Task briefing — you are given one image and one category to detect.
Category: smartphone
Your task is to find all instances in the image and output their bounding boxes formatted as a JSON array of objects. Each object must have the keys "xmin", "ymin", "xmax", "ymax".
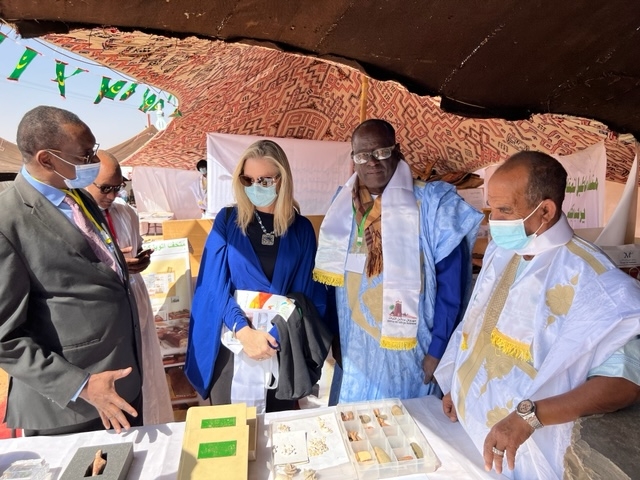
[{"xmin": 136, "ymin": 248, "xmax": 152, "ymax": 259}]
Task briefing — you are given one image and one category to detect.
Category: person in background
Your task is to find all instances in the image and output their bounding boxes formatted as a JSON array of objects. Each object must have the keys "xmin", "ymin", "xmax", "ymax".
[
  {"xmin": 314, "ymin": 119, "xmax": 482, "ymax": 403},
  {"xmin": 193, "ymin": 158, "xmax": 208, "ymax": 216},
  {"xmin": 435, "ymin": 151, "xmax": 640, "ymax": 478},
  {"xmin": 0, "ymin": 105, "xmax": 142, "ymax": 435},
  {"xmin": 87, "ymin": 151, "xmax": 174, "ymax": 426},
  {"xmin": 185, "ymin": 139, "xmax": 330, "ymax": 413}
]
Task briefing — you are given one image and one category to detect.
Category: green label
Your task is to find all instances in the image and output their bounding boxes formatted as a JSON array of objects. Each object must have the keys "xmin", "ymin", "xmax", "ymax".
[
  {"xmin": 198, "ymin": 440, "xmax": 237, "ymax": 459},
  {"xmin": 201, "ymin": 417, "xmax": 237, "ymax": 428}
]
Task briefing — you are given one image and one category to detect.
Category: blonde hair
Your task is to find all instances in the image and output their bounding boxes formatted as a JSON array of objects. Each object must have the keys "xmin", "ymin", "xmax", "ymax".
[{"xmin": 232, "ymin": 139, "xmax": 300, "ymax": 236}]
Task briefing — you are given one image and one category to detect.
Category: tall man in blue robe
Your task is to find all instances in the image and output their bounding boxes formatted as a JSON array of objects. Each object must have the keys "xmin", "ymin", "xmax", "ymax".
[{"xmin": 314, "ymin": 119, "xmax": 483, "ymax": 402}]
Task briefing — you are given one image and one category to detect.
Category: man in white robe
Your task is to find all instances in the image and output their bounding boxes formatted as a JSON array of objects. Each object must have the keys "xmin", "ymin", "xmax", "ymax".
[
  {"xmin": 435, "ymin": 151, "xmax": 640, "ymax": 479},
  {"xmin": 87, "ymin": 152, "xmax": 174, "ymax": 425}
]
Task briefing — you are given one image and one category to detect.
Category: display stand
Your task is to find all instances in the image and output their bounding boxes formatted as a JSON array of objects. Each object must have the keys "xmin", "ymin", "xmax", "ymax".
[{"xmin": 139, "ymin": 238, "xmax": 209, "ymax": 419}]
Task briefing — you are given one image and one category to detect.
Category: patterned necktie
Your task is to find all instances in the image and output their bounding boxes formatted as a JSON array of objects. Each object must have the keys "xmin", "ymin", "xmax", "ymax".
[
  {"xmin": 63, "ymin": 194, "xmax": 119, "ymax": 275},
  {"xmin": 104, "ymin": 209, "xmax": 118, "ymax": 244}
]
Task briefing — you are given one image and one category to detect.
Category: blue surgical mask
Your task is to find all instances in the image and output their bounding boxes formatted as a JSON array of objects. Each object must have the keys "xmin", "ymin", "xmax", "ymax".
[
  {"xmin": 488, "ymin": 201, "xmax": 544, "ymax": 250},
  {"xmin": 50, "ymin": 153, "xmax": 101, "ymax": 189},
  {"xmin": 244, "ymin": 184, "xmax": 277, "ymax": 207}
]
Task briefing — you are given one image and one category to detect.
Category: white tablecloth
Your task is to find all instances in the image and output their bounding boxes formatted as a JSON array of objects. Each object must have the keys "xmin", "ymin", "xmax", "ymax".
[{"xmin": 0, "ymin": 397, "xmax": 505, "ymax": 479}]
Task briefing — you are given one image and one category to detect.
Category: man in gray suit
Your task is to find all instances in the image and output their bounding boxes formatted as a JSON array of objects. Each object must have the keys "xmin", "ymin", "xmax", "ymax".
[{"xmin": 0, "ymin": 106, "xmax": 143, "ymax": 435}]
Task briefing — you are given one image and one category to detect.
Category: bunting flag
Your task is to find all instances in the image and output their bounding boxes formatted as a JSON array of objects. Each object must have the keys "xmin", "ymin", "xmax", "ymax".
[
  {"xmin": 94, "ymin": 76, "xmax": 128, "ymax": 104},
  {"xmin": 0, "ymin": 28, "xmax": 178, "ymax": 118},
  {"xmin": 53, "ymin": 60, "xmax": 87, "ymax": 97},
  {"xmin": 119, "ymin": 83, "xmax": 138, "ymax": 101},
  {"xmin": 139, "ymin": 88, "xmax": 163, "ymax": 112},
  {"xmin": 7, "ymin": 47, "xmax": 38, "ymax": 81}
]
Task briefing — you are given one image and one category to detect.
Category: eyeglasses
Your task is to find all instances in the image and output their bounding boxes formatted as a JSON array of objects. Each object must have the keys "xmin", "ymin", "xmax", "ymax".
[
  {"xmin": 239, "ymin": 174, "xmax": 281, "ymax": 187},
  {"xmin": 93, "ymin": 182, "xmax": 125, "ymax": 194},
  {"xmin": 351, "ymin": 144, "xmax": 397, "ymax": 165},
  {"xmin": 46, "ymin": 143, "xmax": 100, "ymax": 165}
]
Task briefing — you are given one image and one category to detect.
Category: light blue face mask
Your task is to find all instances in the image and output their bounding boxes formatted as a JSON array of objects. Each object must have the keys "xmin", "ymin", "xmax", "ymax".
[
  {"xmin": 50, "ymin": 152, "xmax": 101, "ymax": 189},
  {"xmin": 245, "ymin": 184, "xmax": 277, "ymax": 207},
  {"xmin": 488, "ymin": 201, "xmax": 544, "ymax": 250}
]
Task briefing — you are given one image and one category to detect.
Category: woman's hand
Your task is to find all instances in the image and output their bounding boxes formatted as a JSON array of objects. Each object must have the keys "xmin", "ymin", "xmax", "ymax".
[{"xmin": 235, "ymin": 326, "xmax": 278, "ymax": 361}]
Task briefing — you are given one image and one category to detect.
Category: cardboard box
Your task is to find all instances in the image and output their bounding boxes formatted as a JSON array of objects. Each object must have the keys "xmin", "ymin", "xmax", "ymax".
[
  {"xmin": 162, "ymin": 219, "xmax": 213, "ymax": 283},
  {"xmin": 601, "ymin": 244, "xmax": 640, "ymax": 280},
  {"xmin": 178, "ymin": 404, "xmax": 257, "ymax": 480},
  {"xmin": 60, "ymin": 443, "xmax": 133, "ymax": 480},
  {"xmin": 457, "ymin": 187, "xmax": 485, "ymax": 212},
  {"xmin": 472, "ymin": 208, "xmax": 491, "ymax": 256},
  {"xmin": 305, "ymin": 215, "xmax": 324, "ymax": 241}
]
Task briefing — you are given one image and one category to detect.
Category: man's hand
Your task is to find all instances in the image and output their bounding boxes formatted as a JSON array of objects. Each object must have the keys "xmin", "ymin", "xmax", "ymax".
[
  {"xmin": 442, "ymin": 392, "xmax": 458, "ymax": 422},
  {"xmin": 483, "ymin": 411, "xmax": 533, "ymax": 474},
  {"xmin": 235, "ymin": 326, "xmax": 278, "ymax": 361},
  {"xmin": 422, "ymin": 354, "xmax": 440, "ymax": 384},
  {"xmin": 79, "ymin": 367, "xmax": 138, "ymax": 434},
  {"xmin": 121, "ymin": 247, "xmax": 152, "ymax": 274}
]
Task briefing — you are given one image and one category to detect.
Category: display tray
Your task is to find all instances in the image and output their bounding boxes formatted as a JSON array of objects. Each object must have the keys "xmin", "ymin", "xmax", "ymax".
[{"xmin": 270, "ymin": 399, "xmax": 440, "ymax": 480}]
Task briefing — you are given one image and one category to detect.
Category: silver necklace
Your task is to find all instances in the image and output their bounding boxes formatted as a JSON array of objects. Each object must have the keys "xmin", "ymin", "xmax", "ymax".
[{"xmin": 254, "ymin": 211, "xmax": 276, "ymax": 246}]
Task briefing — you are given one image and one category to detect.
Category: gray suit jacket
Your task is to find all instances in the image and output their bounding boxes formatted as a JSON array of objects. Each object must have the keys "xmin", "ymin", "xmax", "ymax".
[{"xmin": 0, "ymin": 173, "xmax": 143, "ymax": 430}]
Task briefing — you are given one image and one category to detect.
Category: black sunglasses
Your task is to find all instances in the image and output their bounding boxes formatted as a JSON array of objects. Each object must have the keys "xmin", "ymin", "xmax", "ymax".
[
  {"xmin": 93, "ymin": 182, "xmax": 125, "ymax": 194},
  {"xmin": 238, "ymin": 174, "xmax": 280, "ymax": 187}
]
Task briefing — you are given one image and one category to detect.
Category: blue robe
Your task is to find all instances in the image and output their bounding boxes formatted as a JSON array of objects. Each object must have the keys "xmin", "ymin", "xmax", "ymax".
[
  {"xmin": 336, "ymin": 181, "xmax": 482, "ymax": 402},
  {"xmin": 185, "ymin": 206, "xmax": 326, "ymax": 399}
]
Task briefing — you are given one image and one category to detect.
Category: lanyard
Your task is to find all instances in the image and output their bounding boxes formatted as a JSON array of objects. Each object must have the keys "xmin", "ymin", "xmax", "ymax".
[
  {"xmin": 352, "ymin": 204, "xmax": 372, "ymax": 249},
  {"xmin": 63, "ymin": 189, "xmax": 115, "ymax": 249}
]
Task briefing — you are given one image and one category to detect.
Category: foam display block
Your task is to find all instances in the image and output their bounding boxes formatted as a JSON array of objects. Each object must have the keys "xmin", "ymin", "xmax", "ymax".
[{"xmin": 60, "ymin": 443, "xmax": 133, "ymax": 480}]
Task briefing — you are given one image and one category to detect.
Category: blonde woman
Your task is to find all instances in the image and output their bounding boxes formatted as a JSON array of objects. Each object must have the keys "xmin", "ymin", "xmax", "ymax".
[{"xmin": 185, "ymin": 140, "xmax": 329, "ymax": 412}]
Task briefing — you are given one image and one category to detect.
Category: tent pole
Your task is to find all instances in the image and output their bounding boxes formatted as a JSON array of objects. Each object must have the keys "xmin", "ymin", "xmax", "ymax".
[{"xmin": 359, "ymin": 76, "xmax": 369, "ymax": 123}]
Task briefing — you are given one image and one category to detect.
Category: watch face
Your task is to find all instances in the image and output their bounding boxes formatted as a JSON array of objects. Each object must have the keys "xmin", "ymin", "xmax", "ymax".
[{"xmin": 517, "ymin": 399, "xmax": 534, "ymax": 414}]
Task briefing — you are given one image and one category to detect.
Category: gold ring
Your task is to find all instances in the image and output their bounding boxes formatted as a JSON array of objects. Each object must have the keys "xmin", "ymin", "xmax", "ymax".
[{"xmin": 492, "ymin": 447, "xmax": 505, "ymax": 456}]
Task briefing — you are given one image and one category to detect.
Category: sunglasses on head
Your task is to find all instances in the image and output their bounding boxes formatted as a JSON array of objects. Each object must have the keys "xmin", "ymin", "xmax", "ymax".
[
  {"xmin": 93, "ymin": 182, "xmax": 125, "ymax": 194},
  {"xmin": 238, "ymin": 174, "xmax": 280, "ymax": 187}
]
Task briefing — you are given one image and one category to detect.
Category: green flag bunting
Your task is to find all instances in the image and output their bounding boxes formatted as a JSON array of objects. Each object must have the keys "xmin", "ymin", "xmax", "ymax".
[
  {"xmin": 119, "ymin": 83, "xmax": 138, "ymax": 101},
  {"xmin": 53, "ymin": 60, "xmax": 87, "ymax": 97},
  {"xmin": 7, "ymin": 47, "xmax": 38, "ymax": 81},
  {"xmin": 94, "ymin": 76, "xmax": 128, "ymax": 104}
]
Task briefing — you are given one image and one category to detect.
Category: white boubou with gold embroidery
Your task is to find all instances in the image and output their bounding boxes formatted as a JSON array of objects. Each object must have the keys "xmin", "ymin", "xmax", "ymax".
[{"xmin": 435, "ymin": 214, "xmax": 640, "ymax": 479}]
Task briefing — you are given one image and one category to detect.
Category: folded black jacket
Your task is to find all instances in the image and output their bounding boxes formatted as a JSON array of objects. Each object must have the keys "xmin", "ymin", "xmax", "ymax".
[{"xmin": 272, "ymin": 292, "xmax": 333, "ymax": 400}]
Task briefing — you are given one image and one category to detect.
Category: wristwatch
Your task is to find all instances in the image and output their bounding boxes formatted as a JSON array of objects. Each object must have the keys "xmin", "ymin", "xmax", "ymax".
[{"xmin": 516, "ymin": 399, "xmax": 544, "ymax": 430}]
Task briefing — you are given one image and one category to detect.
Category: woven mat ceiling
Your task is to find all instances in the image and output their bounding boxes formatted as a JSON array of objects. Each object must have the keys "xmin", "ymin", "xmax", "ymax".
[{"xmin": 2, "ymin": 1, "xmax": 638, "ymax": 181}]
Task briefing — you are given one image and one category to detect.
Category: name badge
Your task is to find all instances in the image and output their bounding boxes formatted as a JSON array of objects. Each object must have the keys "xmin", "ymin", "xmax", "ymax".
[{"xmin": 345, "ymin": 253, "xmax": 366, "ymax": 273}]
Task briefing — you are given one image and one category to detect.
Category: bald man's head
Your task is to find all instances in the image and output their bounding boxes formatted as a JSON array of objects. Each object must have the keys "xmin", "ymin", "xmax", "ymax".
[{"xmin": 86, "ymin": 150, "xmax": 125, "ymax": 209}]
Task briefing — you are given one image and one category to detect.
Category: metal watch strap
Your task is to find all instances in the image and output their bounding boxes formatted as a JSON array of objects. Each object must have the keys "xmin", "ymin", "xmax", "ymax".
[{"xmin": 521, "ymin": 410, "xmax": 544, "ymax": 430}]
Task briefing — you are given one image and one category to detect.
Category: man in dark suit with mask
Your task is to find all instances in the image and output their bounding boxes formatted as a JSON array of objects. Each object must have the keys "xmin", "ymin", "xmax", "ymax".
[{"xmin": 0, "ymin": 106, "xmax": 143, "ymax": 435}]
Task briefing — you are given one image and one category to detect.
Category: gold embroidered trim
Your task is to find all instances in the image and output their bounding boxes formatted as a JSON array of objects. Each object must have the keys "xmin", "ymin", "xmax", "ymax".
[
  {"xmin": 490, "ymin": 328, "xmax": 533, "ymax": 363},
  {"xmin": 380, "ymin": 336, "xmax": 418, "ymax": 351},
  {"xmin": 312, "ymin": 269, "xmax": 344, "ymax": 287},
  {"xmin": 567, "ymin": 238, "xmax": 607, "ymax": 275},
  {"xmin": 461, "ymin": 332, "xmax": 469, "ymax": 351}
]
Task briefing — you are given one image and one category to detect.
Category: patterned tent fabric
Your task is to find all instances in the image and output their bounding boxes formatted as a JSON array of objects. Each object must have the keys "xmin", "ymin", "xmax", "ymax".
[{"xmin": 46, "ymin": 29, "xmax": 636, "ymax": 184}]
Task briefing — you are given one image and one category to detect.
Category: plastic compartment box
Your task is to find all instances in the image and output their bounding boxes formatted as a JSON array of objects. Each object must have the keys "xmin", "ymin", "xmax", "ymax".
[{"xmin": 270, "ymin": 399, "xmax": 440, "ymax": 479}]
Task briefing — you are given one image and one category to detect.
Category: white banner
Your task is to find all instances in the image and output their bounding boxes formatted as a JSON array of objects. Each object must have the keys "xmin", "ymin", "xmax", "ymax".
[
  {"xmin": 554, "ymin": 141, "xmax": 607, "ymax": 229},
  {"xmin": 132, "ymin": 166, "xmax": 202, "ymax": 220},
  {"xmin": 206, "ymin": 133, "xmax": 352, "ymax": 216}
]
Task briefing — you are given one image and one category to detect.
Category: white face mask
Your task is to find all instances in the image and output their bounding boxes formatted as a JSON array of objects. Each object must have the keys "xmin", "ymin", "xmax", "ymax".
[
  {"xmin": 488, "ymin": 201, "xmax": 545, "ymax": 250},
  {"xmin": 49, "ymin": 151, "xmax": 100, "ymax": 189},
  {"xmin": 244, "ymin": 184, "xmax": 277, "ymax": 207}
]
